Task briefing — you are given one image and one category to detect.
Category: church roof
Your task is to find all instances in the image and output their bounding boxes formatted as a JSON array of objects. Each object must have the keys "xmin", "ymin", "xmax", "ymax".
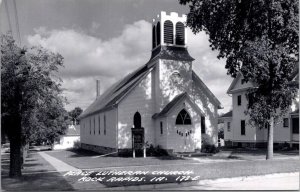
[
  {"xmin": 79, "ymin": 47, "xmax": 221, "ymax": 119},
  {"xmin": 152, "ymin": 92, "xmax": 187, "ymax": 119},
  {"xmin": 79, "ymin": 64, "xmax": 153, "ymax": 119},
  {"xmin": 150, "ymin": 45, "xmax": 194, "ymax": 61},
  {"xmin": 152, "ymin": 92, "xmax": 205, "ymax": 119},
  {"xmin": 192, "ymin": 71, "xmax": 223, "ymax": 109}
]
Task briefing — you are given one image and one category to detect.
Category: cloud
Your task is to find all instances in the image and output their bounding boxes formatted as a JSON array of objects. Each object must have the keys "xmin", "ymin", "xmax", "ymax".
[{"xmin": 27, "ymin": 20, "xmax": 232, "ymax": 113}]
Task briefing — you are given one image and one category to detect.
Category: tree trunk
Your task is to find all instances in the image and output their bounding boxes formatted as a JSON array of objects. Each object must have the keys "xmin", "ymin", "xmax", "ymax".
[
  {"xmin": 266, "ymin": 117, "xmax": 274, "ymax": 160},
  {"xmin": 9, "ymin": 115, "xmax": 23, "ymax": 178},
  {"xmin": 9, "ymin": 137, "xmax": 22, "ymax": 177}
]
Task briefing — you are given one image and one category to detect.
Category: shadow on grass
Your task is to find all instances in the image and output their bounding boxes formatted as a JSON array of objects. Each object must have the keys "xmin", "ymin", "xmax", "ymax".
[
  {"xmin": 23, "ymin": 163, "xmax": 43, "ymax": 168},
  {"xmin": 67, "ymin": 148, "xmax": 102, "ymax": 158},
  {"xmin": 1, "ymin": 172, "xmax": 74, "ymax": 191}
]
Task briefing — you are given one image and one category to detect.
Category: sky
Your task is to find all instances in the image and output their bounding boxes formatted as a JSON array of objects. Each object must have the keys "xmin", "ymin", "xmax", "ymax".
[{"xmin": 1, "ymin": 0, "xmax": 233, "ymax": 113}]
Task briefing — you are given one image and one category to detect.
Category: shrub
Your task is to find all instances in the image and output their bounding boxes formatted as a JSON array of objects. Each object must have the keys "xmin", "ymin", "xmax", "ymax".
[
  {"xmin": 73, "ymin": 140, "xmax": 81, "ymax": 149},
  {"xmin": 201, "ymin": 134, "xmax": 219, "ymax": 153},
  {"xmin": 146, "ymin": 145, "xmax": 169, "ymax": 156}
]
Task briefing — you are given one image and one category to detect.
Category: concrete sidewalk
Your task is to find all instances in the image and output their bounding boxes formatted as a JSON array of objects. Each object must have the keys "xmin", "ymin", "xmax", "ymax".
[
  {"xmin": 161, "ymin": 172, "xmax": 299, "ymax": 190},
  {"xmin": 39, "ymin": 151, "xmax": 299, "ymax": 190},
  {"xmin": 39, "ymin": 152, "xmax": 80, "ymax": 172}
]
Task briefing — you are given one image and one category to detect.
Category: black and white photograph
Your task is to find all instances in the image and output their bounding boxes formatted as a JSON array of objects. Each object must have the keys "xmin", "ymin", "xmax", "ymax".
[{"xmin": 1, "ymin": 0, "xmax": 299, "ymax": 191}]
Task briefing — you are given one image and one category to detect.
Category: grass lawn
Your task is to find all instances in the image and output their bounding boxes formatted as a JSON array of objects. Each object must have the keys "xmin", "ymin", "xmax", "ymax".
[
  {"xmin": 46, "ymin": 149, "xmax": 198, "ymax": 169},
  {"xmin": 44, "ymin": 148, "xmax": 299, "ymax": 188},
  {"xmin": 1, "ymin": 152, "xmax": 74, "ymax": 191}
]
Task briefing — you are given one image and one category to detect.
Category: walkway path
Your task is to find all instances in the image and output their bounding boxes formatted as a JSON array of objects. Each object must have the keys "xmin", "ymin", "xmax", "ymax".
[{"xmin": 39, "ymin": 152, "xmax": 80, "ymax": 172}]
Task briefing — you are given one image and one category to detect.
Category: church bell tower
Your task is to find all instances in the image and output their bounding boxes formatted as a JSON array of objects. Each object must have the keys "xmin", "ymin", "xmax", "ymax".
[
  {"xmin": 152, "ymin": 11, "xmax": 187, "ymax": 50},
  {"xmin": 150, "ymin": 11, "xmax": 194, "ymax": 111}
]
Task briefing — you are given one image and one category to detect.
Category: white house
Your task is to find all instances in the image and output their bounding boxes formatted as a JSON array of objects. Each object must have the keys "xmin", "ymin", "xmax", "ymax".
[
  {"xmin": 54, "ymin": 124, "xmax": 80, "ymax": 150},
  {"xmin": 220, "ymin": 72, "xmax": 299, "ymax": 149},
  {"xmin": 79, "ymin": 11, "xmax": 222, "ymax": 155}
]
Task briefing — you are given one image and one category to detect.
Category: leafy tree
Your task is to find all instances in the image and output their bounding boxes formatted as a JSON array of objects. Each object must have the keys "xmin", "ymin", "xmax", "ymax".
[
  {"xmin": 68, "ymin": 107, "xmax": 83, "ymax": 125},
  {"xmin": 179, "ymin": 0, "xmax": 298, "ymax": 159},
  {"xmin": 1, "ymin": 34, "xmax": 68, "ymax": 177}
]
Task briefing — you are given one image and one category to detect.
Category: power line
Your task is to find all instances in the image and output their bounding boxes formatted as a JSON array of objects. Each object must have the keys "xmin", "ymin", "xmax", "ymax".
[
  {"xmin": 12, "ymin": 0, "xmax": 21, "ymax": 45},
  {"xmin": 4, "ymin": 0, "xmax": 12, "ymax": 33}
]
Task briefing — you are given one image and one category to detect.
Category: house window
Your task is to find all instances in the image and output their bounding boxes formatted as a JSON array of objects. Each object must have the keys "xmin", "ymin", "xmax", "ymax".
[
  {"xmin": 176, "ymin": 109, "xmax": 192, "ymax": 125},
  {"xmin": 241, "ymin": 120, "xmax": 245, "ymax": 135},
  {"xmin": 160, "ymin": 121, "xmax": 163, "ymax": 135},
  {"xmin": 164, "ymin": 20, "xmax": 173, "ymax": 44},
  {"xmin": 98, "ymin": 115, "xmax": 101, "ymax": 134},
  {"xmin": 83, "ymin": 122, "xmax": 85, "ymax": 135},
  {"xmin": 292, "ymin": 118, "xmax": 299, "ymax": 134},
  {"xmin": 227, "ymin": 122, "xmax": 231, "ymax": 132},
  {"xmin": 201, "ymin": 116, "xmax": 206, "ymax": 134},
  {"xmin": 265, "ymin": 122, "xmax": 269, "ymax": 129},
  {"xmin": 247, "ymin": 93, "xmax": 254, "ymax": 107},
  {"xmin": 237, "ymin": 95, "xmax": 241, "ymax": 106},
  {"xmin": 104, "ymin": 115, "xmax": 106, "ymax": 135},
  {"xmin": 283, "ymin": 118, "xmax": 289, "ymax": 128}
]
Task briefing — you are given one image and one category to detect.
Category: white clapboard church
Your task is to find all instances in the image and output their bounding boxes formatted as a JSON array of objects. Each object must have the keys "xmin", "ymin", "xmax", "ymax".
[{"xmin": 79, "ymin": 11, "xmax": 222, "ymax": 154}]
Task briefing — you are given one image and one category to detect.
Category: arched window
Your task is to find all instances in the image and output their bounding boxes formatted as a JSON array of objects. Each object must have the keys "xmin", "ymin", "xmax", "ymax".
[
  {"xmin": 134, "ymin": 112, "xmax": 141, "ymax": 128},
  {"xmin": 176, "ymin": 22, "xmax": 185, "ymax": 45},
  {"xmin": 156, "ymin": 22, "xmax": 161, "ymax": 46},
  {"xmin": 152, "ymin": 25, "xmax": 156, "ymax": 49},
  {"xmin": 164, "ymin": 20, "xmax": 173, "ymax": 44},
  {"xmin": 176, "ymin": 109, "xmax": 192, "ymax": 125}
]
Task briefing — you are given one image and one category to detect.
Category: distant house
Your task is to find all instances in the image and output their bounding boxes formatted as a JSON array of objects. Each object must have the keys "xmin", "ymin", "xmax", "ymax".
[
  {"xmin": 78, "ymin": 11, "xmax": 222, "ymax": 155},
  {"xmin": 54, "ymin": 124, "xmax": 80, "ymax": 150},
  {"xmin": 220, "ymin": 71, "xmax": 299, "ymax": 149}
]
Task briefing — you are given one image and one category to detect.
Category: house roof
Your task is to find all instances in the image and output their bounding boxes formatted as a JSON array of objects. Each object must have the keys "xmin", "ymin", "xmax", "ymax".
[
  {"xmin": 66, "ymin": 125, "xmax": 80, "ymax": 136},
  {"xmin": 220, "ymin": 111, "xmax": 232, "ymax": 118},
  {"xmin": 79, "ymin": 46, "xmax": 221, "ymax": 119},
  {"xmin": 228, "ymin": 65, "xmax": 299, "ymax": 94},
  {"xmin": 192, "ymin": 71, "xmax": 223, "ymax": 109}
]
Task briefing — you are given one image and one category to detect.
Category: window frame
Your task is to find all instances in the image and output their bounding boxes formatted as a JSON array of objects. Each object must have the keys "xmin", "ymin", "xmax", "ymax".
[
  {"xmin": 201, "ymin": 116, "xmax": 206, "ymax": 134},
  {"xmin": 175, "ymin": 109, "xmax": 192, "ymax": 125},
  {"xmin": 163, "ymin": 20, "xmax": 174, "ymax": 44},
  {"xmin": 89, "ymin": 118, "xmax": 91, "ymax": 135},
  {"xmin": 241, "ymin": 120, "xmax": 246, "ymax": 135},
  {"xmin": 283, "ymin": 118, "xmax": 289, "ymax": 128},
  {"xmin": 237, "ymin": 95, "xmax": 242, "ymax": 106},
  {"xmin": 227, "ymin": 122, "xmax": 231, "ymax": 132},
  {"xmin": 98, "ymin": 115, "xmax": 101, "ymax": 134},
  {"xmin": 104, "ymin": 115, "xmax": 106, "ymax": 135}
]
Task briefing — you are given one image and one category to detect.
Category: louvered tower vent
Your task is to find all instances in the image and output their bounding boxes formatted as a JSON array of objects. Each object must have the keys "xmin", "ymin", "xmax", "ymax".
[{"xmin": 152, "ymin": 11, "xmax": 187, "ymax": 49}]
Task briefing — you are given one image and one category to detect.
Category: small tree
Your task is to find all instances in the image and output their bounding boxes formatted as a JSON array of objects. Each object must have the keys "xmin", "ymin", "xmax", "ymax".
[
  {"xmin": 179, "ymin": 0, "xmax": 298, "ymax": 159},
  {"xmin": 68, "ymin": 107, "xmax": 83, "ymax": 125},
  {"xmin": 1, "ymin": 34, "xmax": 68, "ymax": 177}
]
